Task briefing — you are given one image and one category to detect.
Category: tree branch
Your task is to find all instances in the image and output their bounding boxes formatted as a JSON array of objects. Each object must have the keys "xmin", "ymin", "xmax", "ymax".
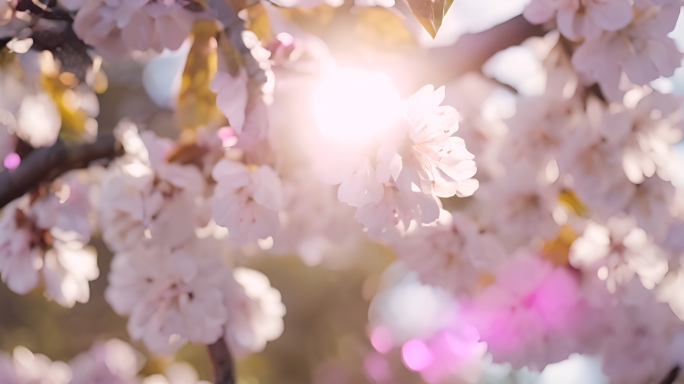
[
  {"xmin": 207, "ymin": 338, "xmax": 235, "ymax": 384},
  {"xmin": 425, "ymin": 15, "xmax": 545, "ymax": 85},
  {"xmin": 0, "ymin": 135, "xmax": 122, "ymax": 209},
  {"xmin": 657, "ymin": 366, "xmax": 680, "ymax": 384}
]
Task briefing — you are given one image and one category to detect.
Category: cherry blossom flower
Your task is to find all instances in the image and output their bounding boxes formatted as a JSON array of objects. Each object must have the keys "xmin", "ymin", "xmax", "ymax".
[
  {"xmin": 394, "ymin": 210, "xmax": 505, "ymax": 296},
  {"xmin": 99, "ymin": 129, "xmax": 209, "ymax": 252},
  {"xmin": 557, "ymin": 97, "xmax": 636, "ymax": 220},
  {"xmin": 619, "ymin": 91, "xmax": 683, "ymax": 184},
  {"xmin": 223, "ymin": 267, "xmax": 286, "ymax": 356},
  {"xmin": 105, "ymin": 238, "xmax": 230, "ymax": 354},
  {"xmin": 570, "ymin": 217, "xmax": 670, "ymax": 292},
  {"xmin": 0, "ymin": 346, "xmax": 72, "ymax": 384},
  {"xmin": 524, "ymin": 0, "xmax": 634, "ymax": 41},
  {"xmin": 465, "ymin": 255, "xmax": 584, "ymax": 370},
  {"xmin": 598, "ymin": 297, "xmax": 683, "ymax": 384},
  {"xmin": 211, "ymin": 159, "xmax": 284, "ymax": 243},
  {"xmin": 73, "ymin": 0, "xmax": 195, "ymax": 59},
  {"xmin": 16, "ymin": 92, "xmax": 61, "ymax": 148},
  {"xmin": 0, "ymin": 175, "xmax": 98, "ymax": 307},
  {"xmin": 319, "ymin": 84, "xmax": 478, "ymax": 234},
  {"xmin": 572, "ymin": 4, "xmax": 683, "ymax": 101},
  {"xmin": 69, "ymin": 339, "xmax": 145, "ymax": 384}
]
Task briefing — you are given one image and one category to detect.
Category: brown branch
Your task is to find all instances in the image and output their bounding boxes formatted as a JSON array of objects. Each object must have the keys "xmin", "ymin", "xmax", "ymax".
[
  {"xmin": 15, "ymin": 0, "xmax": 74, "ymax": 22},
  {"xmin": 424, "ymin": 15, "xmax": 545, "ymax": 86},
  {"xmin": 657, "ymin": 366, "xmax": 680, "ymax": 384},
  {"xmin": 207, "ymin": 338, "xmax": 235, "ymax": 384},
  {"xmin": 0, "ymin": 135, "xmax": 122, "ymax": 209},
  {"xmin": 30, "ymin": 22, "xmax": 93, "ymax": 80}
]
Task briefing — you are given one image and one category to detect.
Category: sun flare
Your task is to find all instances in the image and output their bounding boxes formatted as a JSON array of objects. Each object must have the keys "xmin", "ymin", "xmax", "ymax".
[{"xmin": 311, "ymin": 67, "xmax": 401, "ymax": 143}]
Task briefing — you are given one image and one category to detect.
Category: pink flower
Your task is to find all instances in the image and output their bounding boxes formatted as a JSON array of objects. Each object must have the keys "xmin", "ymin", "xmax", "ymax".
[
  {"xmin": 466, "ymin": 255, "xmax": 583, "ymax": 370},
  {"xmin": 211, "ymin": 159, "xmax": 284, "ymax": 243}
]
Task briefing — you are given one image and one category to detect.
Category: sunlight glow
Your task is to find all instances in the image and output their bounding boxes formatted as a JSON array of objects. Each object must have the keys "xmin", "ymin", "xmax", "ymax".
[{"xmin": 311, "ymin": 67, "xmax": 401, "ymax": 143}]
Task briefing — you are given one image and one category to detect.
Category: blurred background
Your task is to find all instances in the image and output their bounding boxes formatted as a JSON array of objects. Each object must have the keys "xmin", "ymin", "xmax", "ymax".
[{"xmin": 4, "ymin": 0, "xmax": 684, "ymax": 383}]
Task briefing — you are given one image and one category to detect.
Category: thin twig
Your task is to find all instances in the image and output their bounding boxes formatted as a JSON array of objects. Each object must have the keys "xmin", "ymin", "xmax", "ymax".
[
  {"xmin": 657, "ymin": 366, "xmax": 680, "ymax": 384},
  {"xmin": 207, "ymin": 338, "xmax": 235, "ymax": 384},
  {"xmin": 0, "ymin": 135, "xmax": 122, "ymax": 209}
]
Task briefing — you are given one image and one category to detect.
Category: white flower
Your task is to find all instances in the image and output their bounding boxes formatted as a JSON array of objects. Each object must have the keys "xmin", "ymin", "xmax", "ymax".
[
  {"xmin": 99, "ymin": 130, "xmax": 208, "ymax": 252},
  {"xmin": 43, "ymin": 241, "xmax": 99, "ymax": 308},
  {"xmin": 0, "ymin": 199, "xmax": 43, "ymax": 295},
  {"xmin": 211, "ymin": 159, "xmax": 284, "ymax": 243},
  {"xmin": 105, "ymin": 239, "xmax": 229, "ymax": 353},
  {"xmin": 394, "ymin": 210, "xmax": 505, "ymax": 296},
  {"xmin": 16, "ymin": 92, "xmax": 61, "ymax": 148},
  {"xmin": 224, "ymin": 267, "xmax": 286, "ymax": 355},
  {"xmin": 618, "ymin": 91, "xmax": 683, "ymax": 184},
  {"xmin": 570, "ymin": 217, "xmax": 669, "ymax": 292},
  {"xmin": 557, "ymin": 97, "xmax": 636, "ymax": 220},
  {"xmin": 524, "ymin": 0, "xmax": 633, "ymax": 41},
  {"xmin": 0, "ymin": 346, "xmax": 72, "ymax": 384},
  {"xmin": 320, "ymin": 84, "xmax": 478, "ymax": 234},
  {"xmin": 391, "ymin": 85, "xmax": 478, "ymax": 199},
  {"xmin": 69, "ymin": 339, "xmax": 145, "ymax": 384},
  {"xmin": 0, "ymin": 176, "xmax": 98, "ymax": 307}
]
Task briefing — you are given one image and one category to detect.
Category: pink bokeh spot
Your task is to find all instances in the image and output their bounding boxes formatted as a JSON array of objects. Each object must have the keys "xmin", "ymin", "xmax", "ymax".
[
  {"xmin": 217, "ymin": 127, "xmax": 238, "ymax": 148},
  {"xmin": 3, "ymin": 152, "xmax": 20, "ymax": 169},
  {"xmin": 370, "ymin": 325, "xmax": 393, "ymax": 354},
  {"xmin": 364, "ymin": 353, "xmax": 391, "ymax": 383},
  {"xmin": 277, "ymin": 32, "xmax": 295, "ymax": 47},
  {"xmin": 402, "ymin": 339, "xmax": 433, "ymax": 371}
]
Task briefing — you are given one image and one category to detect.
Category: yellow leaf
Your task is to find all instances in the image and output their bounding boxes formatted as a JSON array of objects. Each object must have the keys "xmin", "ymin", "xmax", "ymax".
[
  {"xmin": 41, "ymin": 74, "xmax": 89, "ymax": 142},
  {"xmin": 541, "ymin": 225, "xmax": 578, "ymax": 267},
  {"xmin": 559, "ymin": 189, "xmax": 588, "ymax": 217},
  {"xmin": 405, "ymin": 0, "xmax": 454, "ymax": 38},
  {"xmin": 176, "ymin": 20, "xmax": 226, "ymax": 131},
  {"xmin": 355, "ymin": 7, "xmax": 416, "ymax": 49},
  {"xmin": 242, "ymin": 3, "xmax": 274, "ymax": 43}
]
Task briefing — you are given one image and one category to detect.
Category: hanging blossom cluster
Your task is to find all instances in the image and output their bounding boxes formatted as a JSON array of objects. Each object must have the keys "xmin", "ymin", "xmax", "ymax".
[
  {"xmin": 365, "ymin": 1, "xmax": 684, "ymax": 382},
  {"xmin": 99, "ymin": 121, "xmax": 285, "ymax": 354},
  {"xmin": 2, "ymin": 0, "xmax": 684, "ymax": 381}
]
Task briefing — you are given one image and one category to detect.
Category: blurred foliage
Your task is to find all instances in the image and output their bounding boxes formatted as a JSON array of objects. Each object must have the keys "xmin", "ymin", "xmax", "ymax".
[
  {"xmin": 541, "ymin": 225, "xmax": 578, "ymax": 267},
  {"xmin": 177, "ymin": 20, "xmax": 226, "ymax": 131},
  {"xmin": 243, "ymin": 3, "xmax": 276, "ymax": 43}
]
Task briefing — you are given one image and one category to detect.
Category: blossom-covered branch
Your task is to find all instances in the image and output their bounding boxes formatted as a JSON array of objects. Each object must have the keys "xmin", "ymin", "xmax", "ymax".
[{"xmin": 0, "ymin": 134, "xmax": 122, "ymax": 208}]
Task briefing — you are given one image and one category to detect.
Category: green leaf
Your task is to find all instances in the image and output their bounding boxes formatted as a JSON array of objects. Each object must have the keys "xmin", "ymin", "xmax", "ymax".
[{"xmin": 404, "ymin": 0, "xmax": 454, "ymax": 38}]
